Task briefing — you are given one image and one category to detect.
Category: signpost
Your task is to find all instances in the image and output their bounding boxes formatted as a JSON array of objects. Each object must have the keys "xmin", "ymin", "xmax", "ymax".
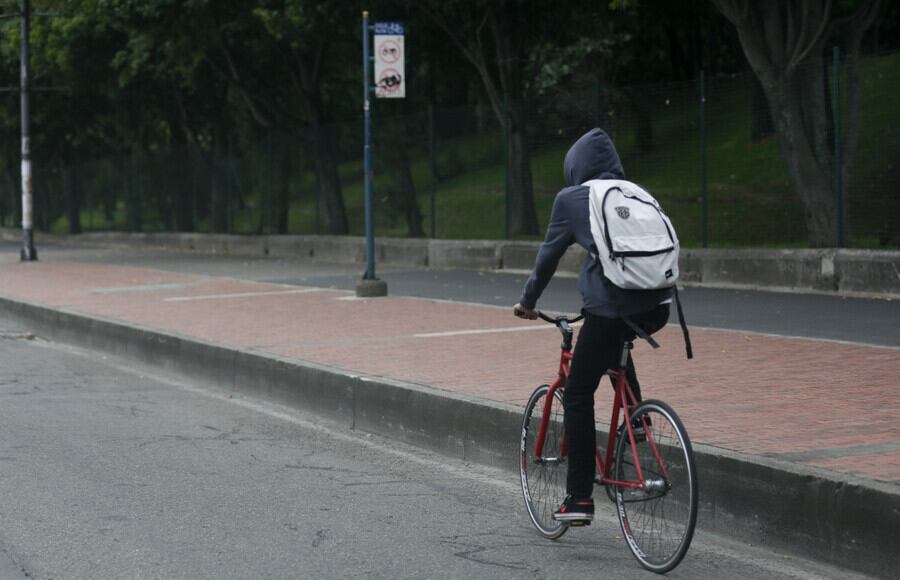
[
  {"xmin": 356, "ymin": 13, "xmax": 405, "ymax": 298},
  {"xmin": 374, "ymin": 21, "xmax": 405, "ymax": 99}
]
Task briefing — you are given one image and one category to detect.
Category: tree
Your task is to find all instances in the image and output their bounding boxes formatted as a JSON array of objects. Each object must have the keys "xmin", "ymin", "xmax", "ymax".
[
  {"xmin": 250, "ymin": 0, "xmax": 355, "ymax": 235},
  {"xmin": 712, "ymin": 0, "xmax": 882, "ymax": 246},
  {"xmin": 420, "ymin": 0, "xmax": 540, "ymax": 237}
]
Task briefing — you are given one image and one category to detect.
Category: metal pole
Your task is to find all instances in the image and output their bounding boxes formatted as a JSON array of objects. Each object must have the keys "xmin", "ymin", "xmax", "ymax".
[
  {"xmin": 833, "ymin": 46, "xmax": 844, "ymax": 248},
  {"xmin": 356, "ymin": 11, "xmax": 386, "ymax": 297},
  {"xmin": 363, "ymin": 10, "xmax": 375, "ymax": 280},
  {"xmin": 428, "ymin": 104, "xmax": 436, "ymax": 239},
  {"xmin": 700, "ymin": 69, "xmax": 708, "ymax": 248},
  {"xmin": 20, "ymin": 0, "xmax": 36, "ymax": 260}
]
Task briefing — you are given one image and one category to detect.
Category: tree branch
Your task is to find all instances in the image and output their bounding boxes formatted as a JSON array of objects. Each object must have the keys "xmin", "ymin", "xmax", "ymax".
[
  {"xmin": 830, "ymin": 0, "xmax": 880, "ymax": 33},
  {"xmin": 713, "ymin": 0, "xmax": 777, "ymax": 85},
  {"xmin": 786, "ymin": 0, "xmax": 831, "ymax": 74},
  {"xmin": 206, "ymin": 10, "xmax": 272, "ymax": 129},
  {"xmin": 418, "ymin": 5, "xmax": 482, "ymax": 72},
  {"xmin": 418, "ymin": 5, "xmax": 505, "ymax": 125},
  {"xmin": 839, "ymin": 0, "xmax": 882, "ymax": 173}
]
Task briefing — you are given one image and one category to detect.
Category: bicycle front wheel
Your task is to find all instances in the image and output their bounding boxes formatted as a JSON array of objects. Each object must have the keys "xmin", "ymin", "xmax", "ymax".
[
  {"xmin": 520, "ymin": 384, "xmax": 568, "ymax": 539},
  {"xmin": 614, "ymin": 400, "xmax": 698, "ymax": 573}
]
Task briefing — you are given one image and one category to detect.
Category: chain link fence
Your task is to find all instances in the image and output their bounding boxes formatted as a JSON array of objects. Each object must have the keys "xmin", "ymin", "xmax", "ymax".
[{"xmin": 0, "ymin": 52, "xmax": 897, "ymax": 248}]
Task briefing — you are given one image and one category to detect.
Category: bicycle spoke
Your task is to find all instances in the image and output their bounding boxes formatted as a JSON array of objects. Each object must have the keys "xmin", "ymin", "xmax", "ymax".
[
  {"xmin": 614, "ymin": 400, "xmax": 698, "ymax": 573},
  {"xmin": 520, "ymin": 385, "xmax": 568, "ymax": 539}
]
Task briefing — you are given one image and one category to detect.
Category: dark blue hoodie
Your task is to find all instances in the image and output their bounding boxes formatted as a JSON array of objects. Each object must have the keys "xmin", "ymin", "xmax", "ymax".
[{"xmin": 519, "ymin": 129, "xmax": 673, "ymax": 317}]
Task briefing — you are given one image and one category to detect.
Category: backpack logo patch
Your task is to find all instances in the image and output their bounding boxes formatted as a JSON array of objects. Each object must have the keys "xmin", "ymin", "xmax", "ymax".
[{"xmin": 615, "ymin": 206, "xmax": 630, "ymax": 219}]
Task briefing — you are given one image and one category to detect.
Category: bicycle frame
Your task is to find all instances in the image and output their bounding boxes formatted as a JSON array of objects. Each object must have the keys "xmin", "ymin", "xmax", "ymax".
[{"xmin": 533, "ymin": 338, "xmax": 659, "ymax": 491}]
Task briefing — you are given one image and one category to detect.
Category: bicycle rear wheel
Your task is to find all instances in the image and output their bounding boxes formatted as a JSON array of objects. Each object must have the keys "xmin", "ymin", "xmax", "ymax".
[
  {"xmin": 520, "ymin": 384, "xmax": 568, "ymax": 539},
  {"xmin": 614, "ymin": 400, "xmax": 697, "ymax": 573}
]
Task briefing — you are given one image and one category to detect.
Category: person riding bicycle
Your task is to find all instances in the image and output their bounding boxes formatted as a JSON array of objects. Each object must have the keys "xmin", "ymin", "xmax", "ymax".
[{"xmin": 513, "ymin": 128, "xmax": 671, "ymax": 525}]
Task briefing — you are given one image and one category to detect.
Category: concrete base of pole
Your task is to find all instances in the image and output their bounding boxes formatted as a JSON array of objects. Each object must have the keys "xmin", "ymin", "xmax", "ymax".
[{"xmin": 355, "ymin": 278, "xmax": 388, "ymax": 297}]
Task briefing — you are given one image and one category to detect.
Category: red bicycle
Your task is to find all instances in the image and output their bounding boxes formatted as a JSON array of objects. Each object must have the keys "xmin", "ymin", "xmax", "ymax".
[{"xmin": 518, "ymin": 311, "xmax": 698, "ymax": 573}]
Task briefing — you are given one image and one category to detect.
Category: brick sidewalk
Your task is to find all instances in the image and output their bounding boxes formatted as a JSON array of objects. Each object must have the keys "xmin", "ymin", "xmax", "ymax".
[{"xmin": 1, "ymin": 259, "xmax": 897, "ymax": 484}]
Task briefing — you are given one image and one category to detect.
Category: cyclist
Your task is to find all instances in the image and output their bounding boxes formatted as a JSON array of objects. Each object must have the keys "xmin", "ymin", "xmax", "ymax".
[{"xmin": 513, "ymin": 128, "xmax": 671, "ymax": 525}]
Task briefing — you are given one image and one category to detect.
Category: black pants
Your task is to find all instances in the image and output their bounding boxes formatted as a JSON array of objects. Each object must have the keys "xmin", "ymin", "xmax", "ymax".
[{"xmin": 564, "ymin": 304, "xmax": 670, "ymax": 499}]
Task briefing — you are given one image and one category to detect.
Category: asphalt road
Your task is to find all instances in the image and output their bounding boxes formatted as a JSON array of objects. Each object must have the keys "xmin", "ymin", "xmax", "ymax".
[
  {"xmin": 0, "ymin": 317, "xmax": 870, "ymax": 579},
  {"xmin": 13, "ymin": 241, "xmax": 898, "ymax": 347}
]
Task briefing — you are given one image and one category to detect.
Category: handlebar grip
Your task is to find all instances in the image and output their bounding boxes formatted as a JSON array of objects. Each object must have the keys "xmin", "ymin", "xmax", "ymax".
[{"xmin": 515, "ymin": 308, "xmax": 580, "ymax": 325}]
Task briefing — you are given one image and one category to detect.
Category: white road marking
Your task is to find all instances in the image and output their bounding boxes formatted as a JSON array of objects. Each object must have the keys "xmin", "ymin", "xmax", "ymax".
[
  {"xmin": 88, "ymin": 282, "xmax": 199, "ymax": 294},
  {"xmin": 688, "ymin": 324, "xmax": 900, "ymax": 351},
  {"xmin": 414, "ymin": 322, "xmax": 579, "ymax": 338},
  {"xmin": 164, "ymin": 288, "xmax": 325, "ymax": 302}
]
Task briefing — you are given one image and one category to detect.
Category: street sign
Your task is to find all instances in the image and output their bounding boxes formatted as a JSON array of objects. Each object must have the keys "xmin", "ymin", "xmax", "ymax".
[{"xmin": 374, "ymin": 21, "xmax": 404, "ymax": 98}]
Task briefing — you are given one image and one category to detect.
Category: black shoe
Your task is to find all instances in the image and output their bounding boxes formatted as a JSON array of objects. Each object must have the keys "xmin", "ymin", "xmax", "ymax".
[
  {"xmin": 553, "ymin": 495, "xmax": 594, "ymax": 525},
  {"xmin": 619, "ymin": 414, "xmax": 651, "ymax": 442}
]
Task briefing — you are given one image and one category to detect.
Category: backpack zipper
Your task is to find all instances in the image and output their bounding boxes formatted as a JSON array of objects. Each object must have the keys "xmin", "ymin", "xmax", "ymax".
[{"xmin": 601, "ymin": 186, "xmax": 675, "ymax": 258}]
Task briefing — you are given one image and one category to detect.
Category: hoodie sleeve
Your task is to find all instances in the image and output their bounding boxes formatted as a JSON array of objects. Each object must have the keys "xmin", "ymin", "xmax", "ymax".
[{"xmin": 519, "ymin": 193, "xmax": 574, "ymax": 309}]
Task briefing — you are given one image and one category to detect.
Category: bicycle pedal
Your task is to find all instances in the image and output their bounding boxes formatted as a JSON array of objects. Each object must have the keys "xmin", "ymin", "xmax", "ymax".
[{"xmin": 567, "ymin": 520, "xmax": 591, "ymax": 527}]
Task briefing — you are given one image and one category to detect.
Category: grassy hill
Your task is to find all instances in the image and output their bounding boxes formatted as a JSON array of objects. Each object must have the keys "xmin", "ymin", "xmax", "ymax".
[{"xmin": 45, "ymin": 53, "xmax": 899, "ymax": 248}]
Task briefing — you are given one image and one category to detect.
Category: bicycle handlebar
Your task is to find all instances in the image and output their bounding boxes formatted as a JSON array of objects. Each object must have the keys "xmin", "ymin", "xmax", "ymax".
[{"xmin": 514, "ymin": 308, "xmax": 583, "ymax": 326}]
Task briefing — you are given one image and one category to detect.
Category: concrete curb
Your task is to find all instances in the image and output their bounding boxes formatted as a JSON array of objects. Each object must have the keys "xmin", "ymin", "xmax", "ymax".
[
  {"xmin": 0, "ymin": 295, "xmax": 896, "ymax": 578},
  {"xmin": 3, "ymin": 229, "xmax": 897, "ymax": 298}
]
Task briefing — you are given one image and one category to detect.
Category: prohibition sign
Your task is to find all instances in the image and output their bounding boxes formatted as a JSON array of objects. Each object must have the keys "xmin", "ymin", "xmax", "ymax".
[
  {"xmin": 377, "ymin": 68, "xmax": 403, "ymax": 94},
  {"xmin": 378, "ymin": 39, "xmax": 402, "ymax": 64}
]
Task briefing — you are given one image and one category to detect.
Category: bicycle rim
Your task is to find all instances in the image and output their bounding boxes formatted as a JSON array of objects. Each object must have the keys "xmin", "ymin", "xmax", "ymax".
[
  {"xmin": 520, "ymin": 385, "xmax": 568, "ymax": 540},
  {"xmin": 614, "ymin": 400, "xmax": 698, "ymax": 573}
]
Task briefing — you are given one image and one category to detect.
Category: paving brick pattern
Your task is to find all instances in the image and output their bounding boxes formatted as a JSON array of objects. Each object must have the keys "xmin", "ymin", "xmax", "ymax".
[{"xmin": 1, "ymin": 260, "xmax": 897, "ymax": 485}]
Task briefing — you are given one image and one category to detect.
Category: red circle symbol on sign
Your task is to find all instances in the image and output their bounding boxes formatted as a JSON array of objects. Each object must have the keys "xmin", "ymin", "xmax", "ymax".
[
  {"xmin": 378, "ymin": 40, "xmax": 402, "ymax": 64},
  {"xmin": 377, "ymin": 68, "xmax": 403, "ymax": 93}
]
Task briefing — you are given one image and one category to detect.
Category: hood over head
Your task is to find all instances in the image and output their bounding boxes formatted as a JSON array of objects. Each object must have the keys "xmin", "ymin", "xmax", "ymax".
[{"xmin": 563, "ymin": 128, "xmax": 624, "ymax": 186}]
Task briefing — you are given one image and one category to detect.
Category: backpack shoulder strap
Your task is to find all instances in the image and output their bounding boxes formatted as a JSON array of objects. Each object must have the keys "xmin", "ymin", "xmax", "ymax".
[{"xmin": 673, "ymin": 285, "xmax": 693, "ymax": 359}]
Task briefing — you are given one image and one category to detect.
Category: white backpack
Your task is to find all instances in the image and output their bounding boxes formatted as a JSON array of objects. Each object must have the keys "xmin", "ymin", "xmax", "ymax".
[{"xmin": 586, "ymin": 179, "xmax": 679, "ymax": 290}]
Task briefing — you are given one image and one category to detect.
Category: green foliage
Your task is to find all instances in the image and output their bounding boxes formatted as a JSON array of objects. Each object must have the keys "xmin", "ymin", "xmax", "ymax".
[{"xmin": 0, "ymin": 1, "xmax": 897, "ymax": 246}]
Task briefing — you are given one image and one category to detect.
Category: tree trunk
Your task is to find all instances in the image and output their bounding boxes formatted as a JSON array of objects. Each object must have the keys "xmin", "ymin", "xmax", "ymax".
[
  {"xmin": 767, "ymin": 59, "xmax": 836, "ymax": 246},
  {"xmin": 505, "ymin": 104, "xmax": 539, "ymax": 236},
  {"xmin": 64, "ymin": 165, "xmax": 82, "ymax": 235},
  {"xmin": 713, "ymin": 0, "xmax": 881, "ymax": 247},
  {"xmin": 419, "ymin": 2, "xmax": 538, "ymax": 237},
  {"xmin": 397, "ymin": 145, "xmax": 425, "ymax": 238},
  {"xmin": 382, "ymin": 117, "xmax": 425, "ymax": 238},
  {"xmin": 171, "ymin": 145, "xmax": 194, "ymax": 232},
  {"xmin": 208, "ymin": 123, "xmax": 229, "ymax": 234},
  {"xmin": 103, "ymin": 160, "xmax": 117, "ymax": 224},
  {"xmin": 208, "ymin": 158, "xmax": 227, "ymax": 234},
  {"xmin": 314, "ymin": 123, "xmax": 348, "ymax": 235},
  {"xmin": 127, "ymin": 151, "xmax": 143, "ymax": 232},
  {"xmin": 749, "ymin": 74, "xmax": 774, "ymax": 141},
  {"xmin": 0, "ymin": 172, "xmax": 9, "ymax": 227},
  {"xmin": 626, "ymin": 88, "xmax": 654, "ymax": 153},
  {"xmin": 276, "ymin": 135, "xmax": 291, "ymax": 235}
]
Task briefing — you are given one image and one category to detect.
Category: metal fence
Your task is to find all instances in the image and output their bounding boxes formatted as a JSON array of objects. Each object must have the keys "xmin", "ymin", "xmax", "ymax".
[{"xmin": 0, "ymin": 51, "xmax": 897, "ymax": 248}]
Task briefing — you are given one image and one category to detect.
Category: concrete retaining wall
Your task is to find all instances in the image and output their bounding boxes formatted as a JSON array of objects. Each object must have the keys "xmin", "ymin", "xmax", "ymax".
[{"xmin": 2, "ymin": 229, "xmax": 897, "ymax": 296}]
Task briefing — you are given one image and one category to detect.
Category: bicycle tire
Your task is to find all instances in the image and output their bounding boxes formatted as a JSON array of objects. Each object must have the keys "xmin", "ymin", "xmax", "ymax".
[
  {"xmin": 613, "ymin": 399, "xmax": 698, "ymax": 573},
  {"xmin": 520, "ymin": 384, "xmax": 568, "ymax": 540}
]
